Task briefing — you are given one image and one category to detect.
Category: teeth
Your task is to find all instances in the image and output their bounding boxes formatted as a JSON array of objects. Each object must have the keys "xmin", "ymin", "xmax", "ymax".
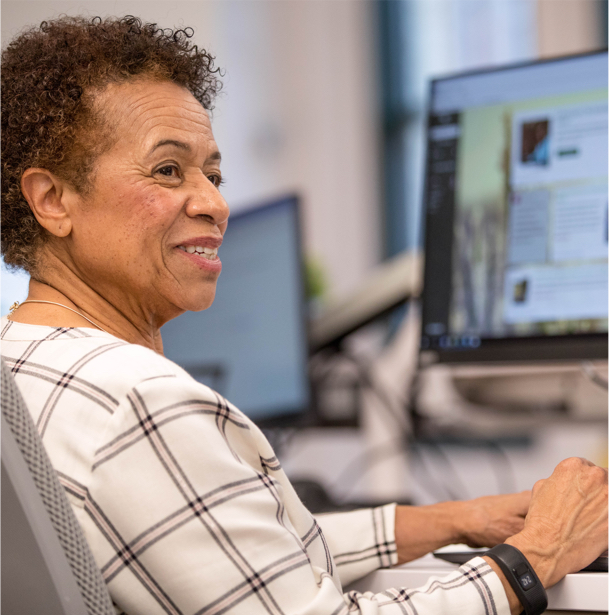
[{"xmin": 178, "ymin": 245, "xmax": 218, "ymax": 260}]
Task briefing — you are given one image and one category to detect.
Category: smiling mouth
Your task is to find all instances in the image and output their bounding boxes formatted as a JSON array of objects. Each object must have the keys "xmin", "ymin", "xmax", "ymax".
[{"xmin": 177, "ymin": 245, "xmax": 219, "ymax": 260}]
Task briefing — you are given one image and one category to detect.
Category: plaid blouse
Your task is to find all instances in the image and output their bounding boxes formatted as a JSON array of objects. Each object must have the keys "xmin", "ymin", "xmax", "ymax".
[{"xmin": 1, "ymin": 317, "xmax": 509, "ymax": 615}]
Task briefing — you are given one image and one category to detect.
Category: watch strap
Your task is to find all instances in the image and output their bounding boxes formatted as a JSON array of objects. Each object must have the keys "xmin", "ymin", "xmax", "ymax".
[{"xmin": 486, "ymin": 544, "xmax": 548, "ymax": 615}]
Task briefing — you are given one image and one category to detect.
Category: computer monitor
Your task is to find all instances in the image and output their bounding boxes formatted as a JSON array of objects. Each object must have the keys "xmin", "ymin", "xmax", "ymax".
[
  {"xmin": 162, "ymin": 195, "xmax": 311, "ymax": 425},
  {"xmin": 420, "ymin": 50, "xmax": 608, "ymax": 363}
]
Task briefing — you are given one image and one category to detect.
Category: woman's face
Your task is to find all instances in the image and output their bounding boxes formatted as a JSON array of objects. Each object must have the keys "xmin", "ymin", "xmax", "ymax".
[{"xmin": 64, "ymin": 79, "xmax": 229, "ymax": 326}]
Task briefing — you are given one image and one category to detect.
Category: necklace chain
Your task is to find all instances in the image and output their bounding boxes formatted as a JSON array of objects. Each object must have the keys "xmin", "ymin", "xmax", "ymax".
[{"xmin": 9, "ymin": 300, "xmax": 110, "ymax": 335}]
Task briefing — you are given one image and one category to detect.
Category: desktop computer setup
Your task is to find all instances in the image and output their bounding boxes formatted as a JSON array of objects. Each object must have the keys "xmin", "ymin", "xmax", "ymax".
[
  {"xmin": 158, "ymin": 50, "xmax": 607, "ymax": 523},
  {"xmin": 414, "ymin": 49, "xmax": 608, "ymax": 438}
]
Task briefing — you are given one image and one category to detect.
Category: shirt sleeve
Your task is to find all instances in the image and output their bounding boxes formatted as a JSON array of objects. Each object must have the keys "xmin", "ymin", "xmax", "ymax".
[
  {"xmin": 70, "ymin": 373, "xmax": 511, "ymax": 615},
  {"xmin": 315, "ymin": 505, "xmax": 398, "ymax": 586},
  {"xmin": 347, "ymin": 556, "xmax": 511, "ymax": 615}
]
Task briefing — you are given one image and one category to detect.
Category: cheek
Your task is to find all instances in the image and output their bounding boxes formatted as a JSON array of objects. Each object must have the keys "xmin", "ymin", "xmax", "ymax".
[
  {"xmin": 123, "ymin": 191, "xmax": 179, "ymax": 238},
  {"xmin": 78, "ymin": 184, "xmax": 181, "ymax": 262}
]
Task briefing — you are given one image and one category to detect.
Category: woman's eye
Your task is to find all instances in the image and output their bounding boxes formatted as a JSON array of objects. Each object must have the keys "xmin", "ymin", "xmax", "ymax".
[
  {"xmin": 208, "ymin": 174, "xmax": 224, "ymax": 188},
  {"xmin": 156, "ymin": 165, "xmax": 179, "ymax": 178}
]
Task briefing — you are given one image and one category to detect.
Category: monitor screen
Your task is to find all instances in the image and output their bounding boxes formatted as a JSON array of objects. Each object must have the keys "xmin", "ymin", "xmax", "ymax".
[
  {"xmin": 420, "ymin": 51, "xmax": 608, "ymax": 363},
  {"xmin": 162, "ymin": 195, "xmax": 310, "ymax": 423}
]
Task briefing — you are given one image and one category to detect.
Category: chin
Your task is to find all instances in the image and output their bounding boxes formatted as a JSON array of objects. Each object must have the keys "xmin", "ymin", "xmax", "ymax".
[
  {"xmin": 181, "ymin": 289, "xmax": 217, "ymax": 313},
  {"xmin": 163, "ymin": 277, "xmax": 218, "ymax": 317}
]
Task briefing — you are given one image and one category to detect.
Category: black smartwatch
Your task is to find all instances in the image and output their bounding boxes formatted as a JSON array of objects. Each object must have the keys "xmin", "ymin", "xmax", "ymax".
[{"xmin": 486, "ymin": 544, "xmax": 548, "ymax": 615}]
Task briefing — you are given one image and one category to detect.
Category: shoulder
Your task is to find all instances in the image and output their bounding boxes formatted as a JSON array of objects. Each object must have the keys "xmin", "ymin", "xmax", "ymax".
[{"xmin": 1, "ymin": 319, "xmax": 236, "ymax": 419}]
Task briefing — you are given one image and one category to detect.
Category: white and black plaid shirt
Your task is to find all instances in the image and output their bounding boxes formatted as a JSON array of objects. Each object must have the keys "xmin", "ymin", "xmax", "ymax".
[{"xmin": 2, "ymin": 317, "xmax": 509, "ymax": 615}]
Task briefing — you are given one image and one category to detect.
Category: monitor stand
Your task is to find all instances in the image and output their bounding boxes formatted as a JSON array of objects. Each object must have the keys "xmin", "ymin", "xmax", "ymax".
[
  {"xmin": 450, "ymin": 360, "xmax": 607, "ymax": 418},
  {"xmin": 415, "ymin": 360, "xmax": 607, "ymax": 438}
]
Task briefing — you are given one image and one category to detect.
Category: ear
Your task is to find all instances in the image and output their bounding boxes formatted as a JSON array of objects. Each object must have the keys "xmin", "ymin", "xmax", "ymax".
[{"xmin": 21, "ymin": 168, "xmax": 75, "ymax": 238}]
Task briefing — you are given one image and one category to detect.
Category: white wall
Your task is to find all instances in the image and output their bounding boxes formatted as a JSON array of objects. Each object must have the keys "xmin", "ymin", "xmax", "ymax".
[{"xmin": 1, "ymin": 0, "xmax": 382, "ymax": 300}]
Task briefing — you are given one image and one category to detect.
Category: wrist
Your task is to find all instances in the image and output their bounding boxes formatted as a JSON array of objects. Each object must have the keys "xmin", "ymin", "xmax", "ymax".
[
  {"xmin": 394, "ymin": 502, "xmax": 466, "ymax": 564},
  {"xmin": 485, "ymin": 544, "xmax": 548, "ymax": 615},
  {"xmin": 447, "ymin": 499, "xmax": 479, "ymax": 546},
  {"xmin": 505, "ymin": 533, "xmax": 557, "ymax": 589},
  {"xmin": 483, "ymin": 556, "xmax": 523, "ymax": 615},
  {"xmin": 430, "ymin": 500, "xmax": 468, "ymax": 544}
]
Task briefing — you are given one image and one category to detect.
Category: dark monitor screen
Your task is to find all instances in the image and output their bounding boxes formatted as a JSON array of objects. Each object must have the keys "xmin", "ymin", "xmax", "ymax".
[
  {"xmin": 420, "ymin": 51, "xmax": 608, "ymax": 363},
  {"xmin": 162, "ymin": 195, "xmax": 310, "ymax": 424}
]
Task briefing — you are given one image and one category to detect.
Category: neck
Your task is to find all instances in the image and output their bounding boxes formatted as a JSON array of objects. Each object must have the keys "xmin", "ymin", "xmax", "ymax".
[{"xmin": 16, "ymin": 253, "xmax": 166, "ymax": 353}]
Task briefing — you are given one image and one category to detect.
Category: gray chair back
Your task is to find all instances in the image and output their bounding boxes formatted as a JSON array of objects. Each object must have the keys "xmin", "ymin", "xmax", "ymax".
[{"xmin": 1, "ymin": 359, "xmax": 115, "ymax": 615}]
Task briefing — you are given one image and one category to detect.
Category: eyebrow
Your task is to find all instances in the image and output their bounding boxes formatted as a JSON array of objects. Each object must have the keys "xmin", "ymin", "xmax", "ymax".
[
  {"xmin": 148, "ymin": 139, "xmax": 222, "ymax": 163},
  {"xmin": 149, "ymin": 139, "xmax": 191, "ymax": 154}
]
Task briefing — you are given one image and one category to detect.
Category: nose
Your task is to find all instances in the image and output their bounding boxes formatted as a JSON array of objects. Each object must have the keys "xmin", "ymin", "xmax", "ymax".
[{"xmin": 185, "ymin": 177, "xmax": 230, "ymax": 228}]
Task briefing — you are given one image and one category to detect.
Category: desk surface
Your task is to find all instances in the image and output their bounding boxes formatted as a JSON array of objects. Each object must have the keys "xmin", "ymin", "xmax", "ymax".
[{"xmin": 347, "ymin": 554, "xmax": 608, "ymax": 612}]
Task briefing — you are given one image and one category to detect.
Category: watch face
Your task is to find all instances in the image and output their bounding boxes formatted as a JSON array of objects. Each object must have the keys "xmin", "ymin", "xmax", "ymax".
[{"xmin": 518, "ymin": 571, "xmax": 536, "ymax": 590}]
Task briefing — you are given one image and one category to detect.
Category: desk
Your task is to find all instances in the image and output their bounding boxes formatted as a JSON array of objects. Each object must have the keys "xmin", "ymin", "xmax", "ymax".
[{"xmin": 347, "ymin": 554, "xmax": 608, "ymax": 613}]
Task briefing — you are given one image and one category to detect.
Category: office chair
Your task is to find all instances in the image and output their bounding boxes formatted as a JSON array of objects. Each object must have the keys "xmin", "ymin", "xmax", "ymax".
[{"xmin": 1, "ymin": 359, "xmax": 115, "ymax": 615}]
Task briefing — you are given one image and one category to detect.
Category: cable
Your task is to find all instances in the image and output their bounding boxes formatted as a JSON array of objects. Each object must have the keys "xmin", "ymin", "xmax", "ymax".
[
  {"xmin": 328, "ymin": 436, "xmax": 409, "ymax": 500},
  {"xmin": 330, "ymin": 435, "xmax": 466, "ymax": 504},
  {"xmin": 423, "ymin": 440, "xmax": 471, "ymax": 500},
  {"xmin": 339, "ymin": 349, "xmax": 412, "ymax": 434},
  {"xmin": 317, "ymin": 347, "xmax": 462, "ymax": 504},
  {"xmin": 580, "ymin": 361, "xmax": 608, "ymax": 391},
  {"xmin": 343, "ymin": 356, "xmax": 474, "ymax": 503},
  {"xmin": 324, "ymin": 351, "xmax": 413, "ymax": 500},
  {"xmin": 347, "ymin": 355, "xmax": 469, "ymax": 501},
  {"xmin": 311, "ymin": 341, "xmax": 496, "ymax": 505},
  {"xmin": 410, "ymin": 443, "xmax": 463, "ymax": 502}
]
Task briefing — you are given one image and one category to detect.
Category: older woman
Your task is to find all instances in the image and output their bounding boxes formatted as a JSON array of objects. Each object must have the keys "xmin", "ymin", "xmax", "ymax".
[{"xmin": 1, "ymin": 16, "xmax": 606, "ymax": 615}]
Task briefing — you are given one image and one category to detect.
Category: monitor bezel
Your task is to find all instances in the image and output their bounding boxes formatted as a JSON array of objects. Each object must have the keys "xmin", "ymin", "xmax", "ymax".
[
  {"xmin": 428, "ymin": 48, "xmax": 608, "ymax": 98},
  {"xmin": 419, "ymin": 49, "xmax": 609, "ymax": 365}
]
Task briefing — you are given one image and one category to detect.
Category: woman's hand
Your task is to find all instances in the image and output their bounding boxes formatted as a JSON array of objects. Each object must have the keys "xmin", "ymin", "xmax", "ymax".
[
  {"xmin": 505, "ymin": 457, "xmax": 608, "ymax": 588},
  {"xmin": 479, "ymin": 458, "xmax": 608, "ymax": 615},
  {"xmin": 394, "ymin": 491, "xmax": 530, "ymax": 564},
  {"xmin": 456, "ymin": 491, "xmax": 531, "ymax": 548}
]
